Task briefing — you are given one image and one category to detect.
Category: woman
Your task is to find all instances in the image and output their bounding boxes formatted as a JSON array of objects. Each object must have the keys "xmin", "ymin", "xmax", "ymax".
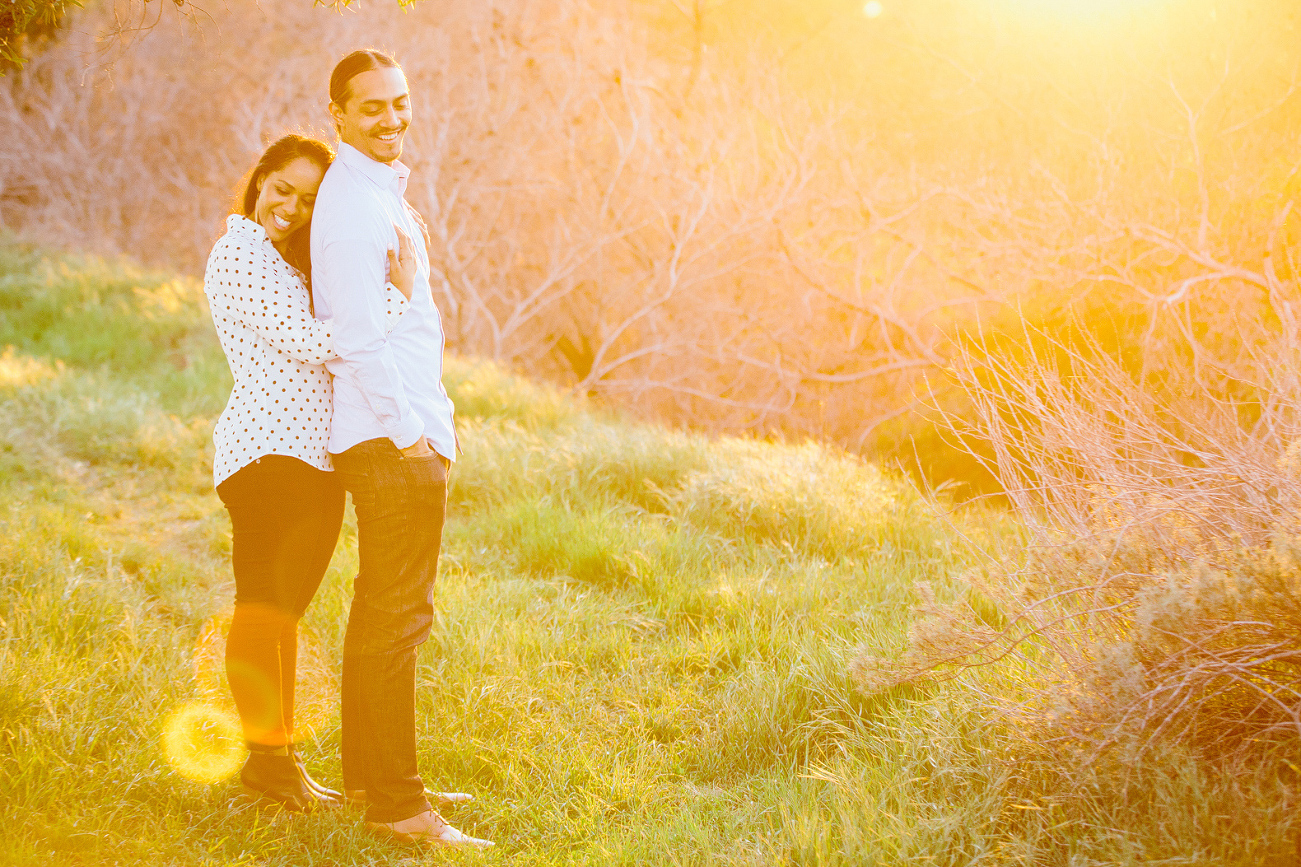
[{"xmin": 203, "ymin": 134, "xmax": 416, "ymax": 811}]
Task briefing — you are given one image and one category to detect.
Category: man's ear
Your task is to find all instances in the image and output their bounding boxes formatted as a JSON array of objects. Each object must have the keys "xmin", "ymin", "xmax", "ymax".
[{"xmin": 328, "ymin": 100, "xmax": 345, "ymax": 133}]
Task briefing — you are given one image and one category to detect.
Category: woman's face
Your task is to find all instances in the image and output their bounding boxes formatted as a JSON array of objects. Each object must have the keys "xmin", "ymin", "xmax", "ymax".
[{"xmin": 253, "ymin": 157, "xmax": 326, "ymax": 251}]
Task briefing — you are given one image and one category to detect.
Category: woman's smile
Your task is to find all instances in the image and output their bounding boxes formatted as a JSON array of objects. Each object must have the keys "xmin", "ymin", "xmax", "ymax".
[{"xmin": 253, "ymin": 156, "xmax": 325, "ymax": 253}]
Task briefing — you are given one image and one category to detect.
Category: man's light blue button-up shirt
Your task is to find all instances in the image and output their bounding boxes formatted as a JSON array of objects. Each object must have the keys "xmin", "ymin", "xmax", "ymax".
[{"xmin": 310, "ymin": 142, "xmax": 457, "ymax": 460}]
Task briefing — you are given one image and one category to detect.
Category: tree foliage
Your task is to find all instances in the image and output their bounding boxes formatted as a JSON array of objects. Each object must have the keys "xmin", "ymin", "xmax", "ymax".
[{"xmin": 1, "ymin": 0, "xmax": 83, "ymax": 70}]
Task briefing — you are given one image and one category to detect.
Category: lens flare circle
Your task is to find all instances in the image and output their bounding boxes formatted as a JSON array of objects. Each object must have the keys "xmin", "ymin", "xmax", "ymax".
[
  {"xmin": 162, "ymin": 701, "xmax": 243, "ymax": 783},
  {"xmin": 863, "ymin": 1, "xmax": 884, "ymax": 18}
]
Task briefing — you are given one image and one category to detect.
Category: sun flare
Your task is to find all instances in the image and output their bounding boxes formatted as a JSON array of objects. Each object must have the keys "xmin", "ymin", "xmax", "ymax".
[{"xmin": 161, "ymin": 702, "xmax": 243, "ymax": 784}]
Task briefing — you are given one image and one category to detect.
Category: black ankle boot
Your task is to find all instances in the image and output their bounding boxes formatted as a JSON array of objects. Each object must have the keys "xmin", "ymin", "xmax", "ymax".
[
  {"xmin": 287, "ymin": 743, "xmax": 343, "ymax": 805},
  {"xmin": 240, "ymin": 744, "xmax": 320, "ymax": 812}
]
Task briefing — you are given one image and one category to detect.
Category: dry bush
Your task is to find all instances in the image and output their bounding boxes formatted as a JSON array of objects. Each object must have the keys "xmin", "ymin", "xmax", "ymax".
[
  {"xmin": 847, "ymin": 2, "xmax": 1301, "ymax": 755},
  {"xmin": 854, "ymin": 193, "xmax": 1301, "ymax": 759}
]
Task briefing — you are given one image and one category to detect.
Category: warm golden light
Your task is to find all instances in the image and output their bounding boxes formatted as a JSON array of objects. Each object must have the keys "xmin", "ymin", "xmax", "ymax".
[
  {"xmin": 161, "ymin": 702, "xmax": 243, "ymax": 784},
  {"xmin": 1001, "ymin": 0, "xmax": 1166, "ymax": 21},
  {"xmin": 0, "ymin": 347, "xmax": 59, "ymax": 388},
  {"xmin": 862, "ymin": 1, "xmax": 884, "ymax": 18}
]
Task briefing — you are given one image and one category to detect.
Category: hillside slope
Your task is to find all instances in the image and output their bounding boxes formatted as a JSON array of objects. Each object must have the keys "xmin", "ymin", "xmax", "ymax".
[{"xmin": 2, "ymin": 244, "xmax": 1295, "ymax": 865}]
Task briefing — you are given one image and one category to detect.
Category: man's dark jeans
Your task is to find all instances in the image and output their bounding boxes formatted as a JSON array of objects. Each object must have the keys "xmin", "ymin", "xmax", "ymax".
[{"xmin": 331, "ymin": 437, "xmax": 448, "ymax": 824}]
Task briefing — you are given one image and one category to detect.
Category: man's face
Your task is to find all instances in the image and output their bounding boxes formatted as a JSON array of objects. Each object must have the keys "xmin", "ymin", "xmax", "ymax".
[{"xmin": 330, "ymin": 67, "xmax": 411, "ymax": 165}]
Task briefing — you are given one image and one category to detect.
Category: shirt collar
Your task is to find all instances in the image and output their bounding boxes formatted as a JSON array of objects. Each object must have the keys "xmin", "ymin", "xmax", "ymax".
[
  {"xmin": 226, "ymin": 213, "xmax": 303, "ymax": 277},
  {"xmin": 337, "ymin": 142, "xmax": 409, "ymax": 196},
  {"xmin": 226, "ymin": 213, "xmax": 269, "ymax": 243}
]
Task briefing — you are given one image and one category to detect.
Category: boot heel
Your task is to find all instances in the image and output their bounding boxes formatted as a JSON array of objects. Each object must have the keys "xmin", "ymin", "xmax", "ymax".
[{"xmin": 239, "ymin": 749, "xmax": 320, "ymax": 812}]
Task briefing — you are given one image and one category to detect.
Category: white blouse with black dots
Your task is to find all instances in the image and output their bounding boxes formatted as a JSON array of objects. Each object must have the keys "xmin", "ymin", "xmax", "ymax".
[{"xmin": 204, "ymin": 214, "xmax": 408, "ymax": 488}]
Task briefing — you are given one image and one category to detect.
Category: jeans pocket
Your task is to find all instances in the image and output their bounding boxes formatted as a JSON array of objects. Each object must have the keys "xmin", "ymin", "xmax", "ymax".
[
  {"xmin": 400, "ymin": 453, "xmax": 448, "ymax": 502},
  {"xmin": 403, "ymin": 452, "xmax": 448, "ymax": 472}
]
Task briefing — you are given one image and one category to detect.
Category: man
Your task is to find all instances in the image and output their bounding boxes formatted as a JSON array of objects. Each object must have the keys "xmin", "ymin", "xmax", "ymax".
[{"xmin": 310, "ymin": 49, "xmax": 491, "ymax": 849}]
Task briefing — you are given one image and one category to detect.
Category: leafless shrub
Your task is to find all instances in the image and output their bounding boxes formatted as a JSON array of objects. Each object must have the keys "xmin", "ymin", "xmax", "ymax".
[
  {"xmin": 834, "ymin": 11, "xmax": 1301, "ymax": 757},
  {"xmin": 855, "ymin": 181, "xmax": 1301, "ymax": 760}
]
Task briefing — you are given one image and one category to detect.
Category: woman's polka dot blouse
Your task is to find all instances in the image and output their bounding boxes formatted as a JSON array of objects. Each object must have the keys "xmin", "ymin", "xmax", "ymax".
[{"xmin": 203, "ymin": 214, "xmax": 408, "ymax": 488}]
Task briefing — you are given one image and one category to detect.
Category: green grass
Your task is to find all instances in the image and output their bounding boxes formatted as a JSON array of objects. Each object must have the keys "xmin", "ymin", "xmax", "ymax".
[{"xmin": 2, "ymin": 241, "xmax": 1299, "ymax": 865}]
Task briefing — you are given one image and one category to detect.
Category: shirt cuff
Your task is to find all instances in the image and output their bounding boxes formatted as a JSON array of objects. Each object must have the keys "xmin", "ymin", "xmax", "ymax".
[
  {"xmin": 382, "ymin": 283, "xmax": 409, "ymax": 331},
  {"xmin": 389, "ymin": 415, "xmax": 426, "ymax": 450}
]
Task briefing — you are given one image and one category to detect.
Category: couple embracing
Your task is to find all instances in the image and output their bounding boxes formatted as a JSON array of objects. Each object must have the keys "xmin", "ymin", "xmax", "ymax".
[{"xmin": 202, "ymin": 49, "xmax": 491, "ymax": 849}]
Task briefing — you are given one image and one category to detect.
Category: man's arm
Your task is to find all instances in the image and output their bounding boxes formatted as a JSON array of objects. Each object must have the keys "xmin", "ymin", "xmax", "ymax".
[{"xmin": 314, "ymin": 231, "xmax": 426, "ymax": 450}]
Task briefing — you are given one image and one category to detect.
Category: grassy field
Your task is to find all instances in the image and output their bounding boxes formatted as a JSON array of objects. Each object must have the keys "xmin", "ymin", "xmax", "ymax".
[{"xmin": 2, "ymin": 243, "xmax": 1298, "ymax": 865}]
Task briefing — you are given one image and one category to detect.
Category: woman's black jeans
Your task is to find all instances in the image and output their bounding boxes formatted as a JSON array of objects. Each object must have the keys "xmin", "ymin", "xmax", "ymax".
[
  {"xmin": 216, "ymin": 455, "xmax": 345, "ymax": 746},
  {"xmin": 331, "ymin": 438, "xmax": 448, "ymax": 824}
]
